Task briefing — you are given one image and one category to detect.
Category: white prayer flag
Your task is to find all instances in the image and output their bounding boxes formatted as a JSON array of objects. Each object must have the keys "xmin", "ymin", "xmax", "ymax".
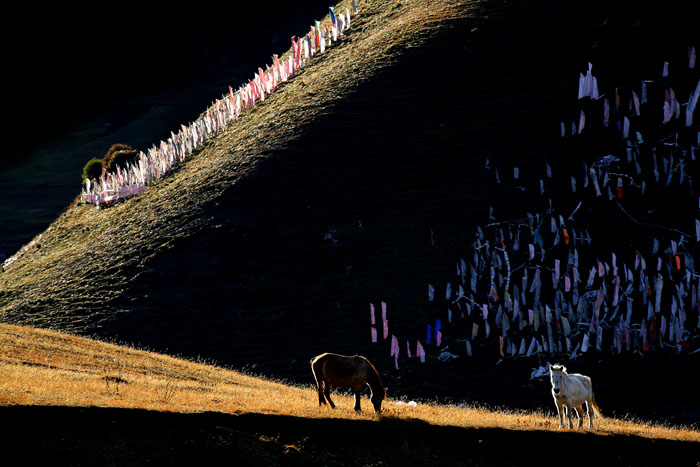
[
  {"xmin": 687, "ymin": 78, "xmax": 700, "ymax": 126},
  {"xmin": 526, "ymin": 337, "xmax": 537, "ymax": 357},
  {"xmin": 581, "ymin": 333, "xmax": 590, "ymax": 353},
  {"xmin": 632, "ymin": 90, "xmax": 640, "ymax": 116},
  {"xmin": 562, "ymin": 316, "xmax": 571, "ymax": 336}
]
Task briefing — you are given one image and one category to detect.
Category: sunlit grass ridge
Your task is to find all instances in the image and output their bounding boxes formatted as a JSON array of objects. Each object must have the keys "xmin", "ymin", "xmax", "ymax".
[{"xmin": 1, "ymin": 323, "xmax": 697, "ymax": 442}]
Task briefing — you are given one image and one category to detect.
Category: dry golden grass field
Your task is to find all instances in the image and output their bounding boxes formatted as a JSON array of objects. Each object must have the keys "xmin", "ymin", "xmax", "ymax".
[{"xmin": 1, "ymin": 322, "xmax": 698, "ymax": 466}]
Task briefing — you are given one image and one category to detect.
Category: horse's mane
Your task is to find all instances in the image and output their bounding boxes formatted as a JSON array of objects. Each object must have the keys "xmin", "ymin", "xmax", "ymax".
[
  {"xmin": 359, "ymin": 355, "xmax": 383, "ymax": 389},
  {"xmin": 550, "ymin": 364, "xmax": 568, "ymax": 374}
]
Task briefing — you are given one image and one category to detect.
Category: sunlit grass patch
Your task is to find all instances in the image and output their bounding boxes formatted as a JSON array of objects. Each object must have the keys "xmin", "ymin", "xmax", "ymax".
[{"xmin": 1, "ymin": 323, "xmax": 698, "ymax": 443}]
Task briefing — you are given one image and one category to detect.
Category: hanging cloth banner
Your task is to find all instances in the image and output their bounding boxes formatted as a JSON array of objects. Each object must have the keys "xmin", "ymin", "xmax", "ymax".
[
  {"xmin": 561, "ymin": 316, "xmax": 571, "ymax": 336},
  {"xmin": 655, "ymin": 275, "xmax": 664, "ymax": 314},
  {"xmin": 687, "ymin": 78, "xmax": 700, "ymax": 126},
  {"xmin": 417, "ymin": 340, "xmax": 425, "ymax": 362},
  {"xmin": 590, "ymin": 287, "xmax": 604, "ymax": 332},
  {"xmin": 390, "ymin": 334, "xmax": 399, "ymax": 357},
  {"xmin": 581, "ymin": 332, "xmax": 590, "ymax": 352},
  {"xmin": 526, "ymin": 337, "xmax": 538, "ymax": 357},
  {"xmin": 632, "ymin": 90, "xmax": 641, "ymax": 116}
]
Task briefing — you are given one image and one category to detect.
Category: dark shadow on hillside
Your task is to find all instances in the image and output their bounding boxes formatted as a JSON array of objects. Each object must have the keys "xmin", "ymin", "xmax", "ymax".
[
  {"xmin": 101, "ymin": 1, "xmax": 583, "ymax": 379},
  {"xmin": 77, "ymin": 0, "xmax": 700, "ymax": 427},
  {"xmin": 1, "ymin": 405, "xmax": 696, "ymax": 466}
]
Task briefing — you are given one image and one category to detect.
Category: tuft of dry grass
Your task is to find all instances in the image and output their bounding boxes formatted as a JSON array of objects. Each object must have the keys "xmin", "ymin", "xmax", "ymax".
[{"xmin": 1, "ymin": 322, "xmax": 698, "ymax": 443}]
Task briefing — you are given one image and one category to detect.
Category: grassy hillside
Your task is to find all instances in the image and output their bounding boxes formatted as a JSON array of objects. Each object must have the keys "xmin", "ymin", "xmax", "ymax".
[
  {"xmin": 2, "ymin": 0, "xmax": 699, "ymax": 440},
  {"xmin": 1, "ymin": 322, "xmax": 698, "ymax": 465}
]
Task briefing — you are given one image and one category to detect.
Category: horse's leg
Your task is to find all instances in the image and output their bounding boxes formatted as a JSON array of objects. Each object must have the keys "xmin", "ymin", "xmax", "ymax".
[
  {"xmin": 575, "ymin": 405, "xmax": 584, "ymax": 429},
  {"xmin": 566, "ymin": 403, "xmax": 574, "ymax": 429},
  {"xmin": 586, "ymin": 399, "xmax": 594, "ymax": 429},
  {"xmin": 324, "ymin": 383, "xmax": 336, "ymax": 409},
  {"xmin": 317, "ymin": 380, "xmax": 326, "ymax": 407},
  {"xmin": 353, "ymin": 386, "xmax": 362, "ymax": 412},
  {"xmin": 556, "ymin": 402, "xmax": 564, "ymax": 429}
]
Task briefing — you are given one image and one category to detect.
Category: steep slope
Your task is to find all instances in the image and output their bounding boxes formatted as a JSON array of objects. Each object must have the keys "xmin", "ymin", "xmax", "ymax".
[
  {"xmin": 2, "ymin": 0, "xmax": 493, "ymax": 384},
  {"xmin": 0, "ymin": 0, "xmax": 472, "ymax": 327}
]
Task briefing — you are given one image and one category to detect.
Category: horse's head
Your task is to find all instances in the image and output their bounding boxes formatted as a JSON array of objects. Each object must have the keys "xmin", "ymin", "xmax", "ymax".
[
  {"xmin": 550, "ymin": 364, "xmax": 567, "ymax": 395},
  {"xmin": 371, "ymin": 388, "xmax": 386, "ymax": 413}
]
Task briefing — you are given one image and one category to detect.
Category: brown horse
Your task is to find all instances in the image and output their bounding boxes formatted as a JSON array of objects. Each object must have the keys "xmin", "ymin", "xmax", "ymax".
[{"xmin": 310, "ymin": 353, "xmax": 385, "ymax": 412}]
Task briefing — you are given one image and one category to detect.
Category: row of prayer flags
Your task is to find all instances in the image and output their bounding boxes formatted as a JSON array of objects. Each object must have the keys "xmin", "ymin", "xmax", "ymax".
[{"xmin": 82, "ymin": 4, "xmax": 355, "ymax": 206}]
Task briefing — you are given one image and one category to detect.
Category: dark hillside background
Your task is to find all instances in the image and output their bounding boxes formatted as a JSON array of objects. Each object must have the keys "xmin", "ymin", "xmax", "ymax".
[
  {"xmin": 3, "ymin": 2, "xmax": 336, "ymax": 152},
  {"xmin": 0, "ymin": 1, "xmax": 334, "ymax": 259},
  {"xmin": 2, "ymin": 0, "xmax": 699, "ymax": 427}
]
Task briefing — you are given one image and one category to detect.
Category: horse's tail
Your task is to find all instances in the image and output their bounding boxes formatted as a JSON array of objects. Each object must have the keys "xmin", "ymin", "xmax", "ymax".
[
  {"xmin": 310, "ymin": 356, "xmax": 320, "ymax": 384},
  {"xmin": 591, "ymin": 393, "xmax": 603, "ymax": 419}
]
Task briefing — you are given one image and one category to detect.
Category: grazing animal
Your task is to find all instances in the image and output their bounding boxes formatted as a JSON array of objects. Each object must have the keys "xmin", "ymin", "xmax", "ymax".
[
  {"xmin": 550, "ymin": 364, "xmax": 602, "ymax": 429},
  {"xmin": 310, "ymin": 353, "xmax": 385, "ymax": 413}
]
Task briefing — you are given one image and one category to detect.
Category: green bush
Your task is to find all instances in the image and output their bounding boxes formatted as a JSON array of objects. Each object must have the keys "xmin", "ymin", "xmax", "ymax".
[{"xmin": 81, "ymin": 158, "xmax": 103, "ymax": 183}]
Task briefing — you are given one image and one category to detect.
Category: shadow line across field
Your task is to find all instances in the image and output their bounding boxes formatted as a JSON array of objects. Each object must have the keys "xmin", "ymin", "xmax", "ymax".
[{"xmin": 2, "ymin": 405, "xmax": 696, "ymax": 466}]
